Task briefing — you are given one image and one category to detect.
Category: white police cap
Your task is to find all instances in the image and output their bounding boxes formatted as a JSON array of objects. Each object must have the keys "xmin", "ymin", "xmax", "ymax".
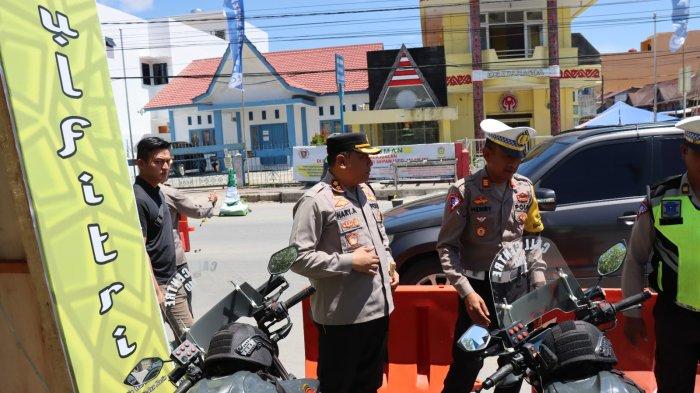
[{"xmin": 481, "ymin": 118, "xmax": 536, "ymax": 157}]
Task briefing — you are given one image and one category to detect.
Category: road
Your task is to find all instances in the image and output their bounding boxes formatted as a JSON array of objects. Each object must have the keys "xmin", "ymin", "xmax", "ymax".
[{"xmin": 184, "ymin": 200, "xmax": 526, "ymax": 391}]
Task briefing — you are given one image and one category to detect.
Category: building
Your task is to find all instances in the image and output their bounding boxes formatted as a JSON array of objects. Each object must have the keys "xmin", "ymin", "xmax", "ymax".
[
  {"xmin": 601, "ymin": 31, "xmax": 700, "ymax": 95},
  {"xmin": 143, "ymin": 42, "xmax": 380, "ymax": 167},
  {"xmin": 418, "ymin": 0, "xmax": 601, "ymax": 138},
  {"xmin": 97, "ymin": 5, "xmax": 269, "ymax": 160}
]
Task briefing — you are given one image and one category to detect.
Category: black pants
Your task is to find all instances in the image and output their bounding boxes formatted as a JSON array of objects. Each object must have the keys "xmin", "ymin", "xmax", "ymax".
[
  {"xmin": 442, "ymin": 277, "xmax": 526, "ymax": 393},
  {"xmin": 654, "ymin": 297, "xmax": 700, "ymax": 393},
  {"xmin": 316, "ymin": 316, "xmax": 389, "ymax": 393}
]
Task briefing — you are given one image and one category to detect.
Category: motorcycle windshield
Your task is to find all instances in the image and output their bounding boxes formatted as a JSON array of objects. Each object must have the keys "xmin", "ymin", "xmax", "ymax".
[{"xmin": 488, "ymin": 236, "xmax": 585, "ymax": 329}]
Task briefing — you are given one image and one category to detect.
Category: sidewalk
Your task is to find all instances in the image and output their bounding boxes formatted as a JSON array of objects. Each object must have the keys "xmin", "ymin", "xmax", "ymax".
[{"xmin": 177, "ymin": 181, "xmax": 451, "ymax": 203}]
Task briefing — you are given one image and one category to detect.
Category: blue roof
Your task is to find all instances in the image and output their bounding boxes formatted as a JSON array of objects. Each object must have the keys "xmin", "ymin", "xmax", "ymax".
[{"xmin": 578, "ymin": 101, "xmax": 676, "ymax": 128}]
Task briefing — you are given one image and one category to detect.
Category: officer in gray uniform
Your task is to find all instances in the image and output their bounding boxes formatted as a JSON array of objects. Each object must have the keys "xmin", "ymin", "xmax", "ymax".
[
  {"xmin": 622, "ymin": 116, "xmax": 700, "ymax": 393},
  {"xmin": 437, "ymin": 119, "xmax": 545, "ymax": 393},
  {"xmin": 289, "ymin": 133, "xmax": 399, "ymax": 393}
]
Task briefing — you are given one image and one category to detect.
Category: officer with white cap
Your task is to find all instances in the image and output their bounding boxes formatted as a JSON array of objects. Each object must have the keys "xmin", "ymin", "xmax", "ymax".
[
  {"xmin": 622, "ymin": 116, "xmax": 700, "ymax": 393},
  {"xmin": 437, "ymin": 119, "xmax": 545, "ymax": 393}
]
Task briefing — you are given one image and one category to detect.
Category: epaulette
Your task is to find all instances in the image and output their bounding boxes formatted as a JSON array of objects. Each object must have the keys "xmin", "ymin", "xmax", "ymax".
[
  {"xmin": 512, "ymin": 173, "xmax": 533, "ymax": 185},
  {"xmin": 305, "ymin": 181, "xmax": 328, "ymax": 197},
  {"xmin": 649, "ymin": 174, "xmax": 683, "ymax": 198}
]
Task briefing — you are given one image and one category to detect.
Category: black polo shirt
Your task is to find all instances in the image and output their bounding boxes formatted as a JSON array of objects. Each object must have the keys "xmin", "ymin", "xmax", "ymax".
[{"xmin": 134, "ymin": 176, "xmax": 176, "ymax": 284}]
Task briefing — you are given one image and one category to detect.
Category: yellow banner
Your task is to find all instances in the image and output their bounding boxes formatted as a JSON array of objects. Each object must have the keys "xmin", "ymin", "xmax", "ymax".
[{"xmin": 0, "ymin": 1, "xmax": 172, "ymax": 392}]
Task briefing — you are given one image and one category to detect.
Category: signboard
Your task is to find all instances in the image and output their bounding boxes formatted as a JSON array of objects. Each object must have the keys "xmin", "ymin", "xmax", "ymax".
[
  {"xmin": 0, "ymin": 1, "xmax": 171, "ymax": 392},
  {"xmin": 335, "ymin": 54, "xmax": 345, "ymax": 86},
  {"xmin": 293, "ymin": 143, "xmax": 455, "ymax": 182},
  {"xmin": 472, "ymin": 65, "xmax": 560, "ymax": 81}
]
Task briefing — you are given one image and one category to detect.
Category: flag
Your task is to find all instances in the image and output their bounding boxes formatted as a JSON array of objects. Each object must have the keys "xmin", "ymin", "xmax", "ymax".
[
  {"xmin": 670, "ymin": 0, "xmax": 690, "ymax": 53},
  {"xmin": 224, "ymin": 0, "xmax": 245, "ymax": 89}
]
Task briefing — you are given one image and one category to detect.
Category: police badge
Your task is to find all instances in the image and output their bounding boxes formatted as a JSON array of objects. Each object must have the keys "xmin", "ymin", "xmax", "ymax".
[{"xmin": 660, "ymin": 199, "xmax": 683, "ymax": 225}]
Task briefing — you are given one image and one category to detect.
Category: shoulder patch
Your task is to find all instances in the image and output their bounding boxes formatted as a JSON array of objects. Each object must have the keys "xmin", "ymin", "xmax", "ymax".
[
  {"xmin": 637, "ymin": 200, "xmax": 649, "ymax": 216},
  {"xmin": 447, "ymin": 191, "xmax": 463, "ymax": 212}
]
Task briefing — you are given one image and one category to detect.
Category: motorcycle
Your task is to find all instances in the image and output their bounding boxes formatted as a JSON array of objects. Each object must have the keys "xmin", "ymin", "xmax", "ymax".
[
  {"xmin": 164, "ymin": 245, "xmax": 319, "ymax": 393},
  {"xmin": 457, "ymin": 237, "xmax": 651, "ymax": 392}
]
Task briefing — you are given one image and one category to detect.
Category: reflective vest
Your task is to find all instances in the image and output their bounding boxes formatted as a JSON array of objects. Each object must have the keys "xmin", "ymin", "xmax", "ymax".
[{"xmin": 651, "ymin": 195, "xmax": 700, "ymax": 311}]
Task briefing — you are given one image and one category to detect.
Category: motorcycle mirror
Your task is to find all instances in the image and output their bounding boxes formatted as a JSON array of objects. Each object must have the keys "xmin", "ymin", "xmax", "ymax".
[
  {"xmin": 268, "ymin": 246, "xmax": 299, "ymax": 276},
  {"xmin": 597, "ymin": 241, "xmax": 627, "ymax": 276},
  {"xmin": 457, "ymin": 325, "xmax": 491, "ymax": 352},
  {"xmin": 124, "ymin": 357, "xmax": 165, "ymax": 387}
]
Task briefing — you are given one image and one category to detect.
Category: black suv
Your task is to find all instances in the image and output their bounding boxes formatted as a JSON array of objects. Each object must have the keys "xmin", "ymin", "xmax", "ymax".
[{"xmin": 385, "ymin": 123, "xmax": 685, "ymax": 287}]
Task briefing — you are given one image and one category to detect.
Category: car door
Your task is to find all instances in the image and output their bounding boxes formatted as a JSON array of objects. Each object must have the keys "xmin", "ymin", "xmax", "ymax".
[
  {"xmin": 535, "ymin": 137, "xmax": 653, "ymax": 286},
  {"xmin": 652, "ymin": 134, "xmax": 685, "ymax": 182}
]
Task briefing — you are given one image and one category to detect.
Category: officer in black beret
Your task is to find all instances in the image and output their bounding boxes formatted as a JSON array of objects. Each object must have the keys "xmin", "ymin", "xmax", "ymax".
[{"xmin": 289, "ymin": 133, "xmax": 399, "ymax": 393}]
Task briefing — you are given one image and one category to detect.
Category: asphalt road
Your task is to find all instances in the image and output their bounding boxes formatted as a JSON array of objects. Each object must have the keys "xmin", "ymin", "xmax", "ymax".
[{"xmin": 184, "ymin": 200, "xmax": 526, "ymax": 391}]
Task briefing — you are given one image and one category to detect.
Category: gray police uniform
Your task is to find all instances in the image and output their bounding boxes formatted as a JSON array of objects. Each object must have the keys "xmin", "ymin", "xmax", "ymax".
[{"xmin": 289, "ymin": 173, "xmax": 394, "ymax": 325}]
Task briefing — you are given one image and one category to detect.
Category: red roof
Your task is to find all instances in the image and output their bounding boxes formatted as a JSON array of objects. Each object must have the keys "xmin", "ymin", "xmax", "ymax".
[
  {"xmin": 144, "ymin": 43, "xmax": 382, "ymax": 110},
  {"xmin": 263, "ymin": 43, "xmax": 383, "ymax": 94},
  {"xmin": 143, "ymin": 58, "xmax": 220, "ymax": 109}
]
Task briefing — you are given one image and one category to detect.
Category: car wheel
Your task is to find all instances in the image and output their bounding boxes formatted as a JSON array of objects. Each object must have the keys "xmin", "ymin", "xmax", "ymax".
[
  {"xmin": 176, "ymin": 163, "xmax": 186, "ymax": 177},
  {"xmin": 400, "ymin": 255, "xmax": 447, "ymax": 285}
]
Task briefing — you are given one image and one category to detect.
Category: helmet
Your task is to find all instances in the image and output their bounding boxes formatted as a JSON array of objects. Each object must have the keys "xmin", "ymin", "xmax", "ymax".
[
  {"xmin": 204, "ymin": 323, "xmax": 277, "ymax": 378},
  {"xmin": 538, "ymin": 320, "xmax": 617, "ymax": 381}
]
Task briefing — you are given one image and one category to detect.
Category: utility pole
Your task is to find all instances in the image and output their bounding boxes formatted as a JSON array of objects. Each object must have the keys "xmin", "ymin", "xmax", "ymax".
[
  {"xmin": 119, "ymin": 28, "xmax": 136, "ymax": 176},
  {"xmin": 547, "ymin": 0, "xmax": 561, "ymax": 135},
  {"xmin": 653, "ymin": 13, "xmax": 658, "ymax": 122},
  {"xmin": 469, "ymin": 0, "xmax": 484, "ymax": 139}
]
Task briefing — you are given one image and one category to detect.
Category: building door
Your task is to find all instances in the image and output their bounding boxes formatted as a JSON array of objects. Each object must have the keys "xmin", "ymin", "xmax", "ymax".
[{"xmin": 250, "ymin": 123, "xmax": 289, "ymax": 166}]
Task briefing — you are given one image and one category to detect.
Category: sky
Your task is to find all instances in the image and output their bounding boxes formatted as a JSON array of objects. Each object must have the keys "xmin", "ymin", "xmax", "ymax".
[{"xmin": 98, "ymin": 0, "xmax": 700, "ymax": 54}]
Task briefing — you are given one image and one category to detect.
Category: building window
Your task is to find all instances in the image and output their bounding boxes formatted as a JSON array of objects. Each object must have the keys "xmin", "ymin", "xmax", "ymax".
[
  {"xmin": 207, "ymin": 114, "xmax": 212, "ymax": 124},
  {"xmin": 319, "ymin": 106, "xmax": 324, "ymax": 116},
  {"xmin": 141, "ymin": 63, "xmax": 151, "ymax": 85},
  {"xmin": 320, "ymin": 120, "xmax": 349, "ymax": 134},
  {"xmin": 249, "ymin": 111, "xmax": 253, "ymax": 121},
  {"xmin": 352, "ymin": 104, "xmax": 357, "ymax": 111},
  {"xmin": 197, "ymin": 115, "xmax": 202, "ymax": 125},
  {"xmin": 275, "ymin": 109, "xmax": 280, "ymax": 119},
  {"xmin": 189, "ymin": 129, "xmax": 217, "ymax": 147},
  {"xmin": 187, "ymin": 116, "xmax": 192, "ymax": 126},
  {"xmin": 105, "ymin": 37, "xmax": 115, "ymax": 59},
  {"xmin": 262, "ymin": 110, "xmax": 267, "ymax": 120},
  {"xmin": 152, "ymin": 63, "xmax": 169, "ymax": 85},
  {"xmin": 343, "ymin": 105, "xmax": 346, "ymax": 112},
  {"xmin": 330, "ymin": 105, "xmax": 335, "ymax": 116},
  {"xmin": 479, "ymin": 11, "xmax": 544, "ymax": 58}
]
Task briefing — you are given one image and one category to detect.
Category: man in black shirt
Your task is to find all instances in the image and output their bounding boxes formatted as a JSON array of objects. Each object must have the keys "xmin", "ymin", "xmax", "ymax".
[{"xmin": 133, "ymin": 137, "xmax": 178, "ymax": 332}]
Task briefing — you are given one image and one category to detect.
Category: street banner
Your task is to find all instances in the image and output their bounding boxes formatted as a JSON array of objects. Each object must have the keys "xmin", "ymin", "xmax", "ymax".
[
  {"xmin": 0, "ymin": 1, "xmax": 171, "ymax": 392},
  {"xmin": 472, "ymin": 65, "xmax": 560, "ymax": 81},
  {"xmin": 293, "ymin": 143, "xmax": 455, "ymax": 182},
  {"xmin": 224, "ymin": 0, "xmax": 245, "ymax": 90},
  {"xmin": 670, "ymin": 0, "xmax": 690, "ymax": 53}
]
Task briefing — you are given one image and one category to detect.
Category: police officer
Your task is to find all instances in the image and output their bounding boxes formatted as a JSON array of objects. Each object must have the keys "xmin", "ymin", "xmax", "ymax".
[
  {"xmin": 622, "ymin": 116, "xmax": 700, "ymax": 393},
  {"xmin": 289, "ymin": 133, "xmax": 399, "ymax": 393},
  {"xmin": 437, "ymin": 119, "xmax": 545, "ymax": 393}
]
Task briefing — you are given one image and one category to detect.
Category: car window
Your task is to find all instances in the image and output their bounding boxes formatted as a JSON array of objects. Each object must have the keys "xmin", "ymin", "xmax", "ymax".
[
  {"xmin": 518, "ymin": 139, "xmax": 571, "ymax": 179},
  {"xmin": 539, "ymin": 139, "xmax": 651, "ymax": 205},
  {"xmin": 653, "ymin": 136, "xmax": 685, "ymax": 182}
]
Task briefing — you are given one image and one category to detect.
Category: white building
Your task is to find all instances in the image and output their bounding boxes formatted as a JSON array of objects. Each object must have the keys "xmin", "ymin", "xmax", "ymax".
[
  {"xmin": 167, "ymin": 9, "xmax": 269, "ymax": 53},
  {"xmin": 97, "ymin": 4, "xmax": 269, "ymax": 159},
  {"xmin": 143, "ymin": 42, "xmax": 380, "ymax": 168}
]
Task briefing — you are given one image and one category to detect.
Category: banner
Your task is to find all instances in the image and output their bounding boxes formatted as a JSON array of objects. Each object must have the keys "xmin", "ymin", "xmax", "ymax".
[
  {"xmin": 472, "ymin": 65, "xmax": 560, "ymax": 81},
  {"xmin": 0, "ymin": 1, "xmax": 171, "ymax": 392},
  {"xmin": 293, "ymin": 143, "xmax": 455, "ymax": 182},
  {"xmin": 670, "ymin": 0, "xmax": 690, "ymax": 53},
  {"xmin": 224, "ymin": 0, "xmax": 245, "ymax": 90}
]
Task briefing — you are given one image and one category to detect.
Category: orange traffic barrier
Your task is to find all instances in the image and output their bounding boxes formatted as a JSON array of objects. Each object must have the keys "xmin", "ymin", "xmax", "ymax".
[
  {"xmin": 302, "ymin": 286, "xmax": 700, "ymax": 392},
  {"xmin": 302, "ymin": 286, "xmax": 482, "ymax": 392},
  {"xmin": 177, "ymin": 215, "xmax": 194, "ymax": 252}
]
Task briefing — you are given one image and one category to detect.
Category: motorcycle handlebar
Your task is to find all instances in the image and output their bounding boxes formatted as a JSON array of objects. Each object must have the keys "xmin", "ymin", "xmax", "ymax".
[
  {"xmin": 611, "ymin": 290, "xmax": 652, "ymax": 313},
  {"xmin": 284, "ymin": 286, "xmax": 316, "ymax": 309},
  {"xmin": 481, "ymin": 363, "xmax": 514, "ymax": 390},
  {"xmin": 257, "ymin": 275, "xmax": 286, "ymax": 297}
]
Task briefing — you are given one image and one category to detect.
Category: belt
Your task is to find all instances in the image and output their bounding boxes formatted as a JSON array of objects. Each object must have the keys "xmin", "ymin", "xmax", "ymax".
[{"xmin": 465, "ymin": 265, "xmax": 526, "ymax": 284}]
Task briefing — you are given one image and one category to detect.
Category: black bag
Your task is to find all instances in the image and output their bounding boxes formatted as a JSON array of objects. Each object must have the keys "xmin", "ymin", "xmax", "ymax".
[
  {"xmin": 204, "ymin": 322, "xmax": 278, "ymax": 378},
  {"xmin": 538, "ymin": 320, "xmax": 618, "ymax": 381}
]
